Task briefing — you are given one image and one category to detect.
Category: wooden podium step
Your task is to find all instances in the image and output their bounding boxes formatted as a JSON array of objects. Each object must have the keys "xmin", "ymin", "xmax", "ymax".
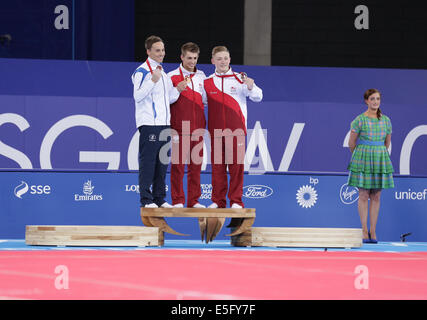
[
  {"xmin": 140, "ymin": 207, "xmax": 255, "ymax": 243},
  {"xmin": 25, "ymin": 225, "xmax": 163, "ymax": 247},
  {"xmin": 231, "ymin": 227, "xmax": 363, "ymax": 248}
]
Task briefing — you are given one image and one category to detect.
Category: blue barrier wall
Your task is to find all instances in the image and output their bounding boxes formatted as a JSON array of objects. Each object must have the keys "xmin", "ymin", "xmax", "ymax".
[
  {"xmin": 1, "ymin": 170, "xmax": 426, "ymax": 241},
  {"xmin": 1, "ymin": 58, "xmax": 427, "ymax": 242}
]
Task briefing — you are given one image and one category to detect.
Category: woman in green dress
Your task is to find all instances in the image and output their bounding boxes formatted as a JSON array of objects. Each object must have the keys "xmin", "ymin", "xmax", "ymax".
[{"xmin": 348, "ymin": 89, "xmax": 394, "ymax": 243}]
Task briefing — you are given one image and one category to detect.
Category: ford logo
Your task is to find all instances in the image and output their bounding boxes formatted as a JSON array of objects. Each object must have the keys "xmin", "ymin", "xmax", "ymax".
[{"xmin": 243, "ymin": 185, "xmax": 273, "ymax": 199}]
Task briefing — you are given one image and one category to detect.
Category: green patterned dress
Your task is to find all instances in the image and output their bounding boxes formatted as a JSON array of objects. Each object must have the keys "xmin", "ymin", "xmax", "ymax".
[{"xmin": 347, "ymin": 113, "xmax": 394, "ymax": 189}]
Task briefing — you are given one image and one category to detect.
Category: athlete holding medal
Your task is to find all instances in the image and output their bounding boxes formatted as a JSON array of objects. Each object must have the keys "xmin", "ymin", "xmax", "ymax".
[
  {"xmin": 203, "ymin": 46, "xmax": 263, "ymax": 209},
  {"xmin": 131, "ymin": 35, "xmax": 187, "ymax": 209},
  {"xmin": 168, "ymin": 42, "xmax": 207, "ymax": 208}
]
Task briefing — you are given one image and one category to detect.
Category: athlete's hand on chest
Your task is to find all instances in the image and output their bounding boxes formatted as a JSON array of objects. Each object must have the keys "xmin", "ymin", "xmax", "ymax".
[
  {"xmin": 243, "ymin": 77, "xmax": 254, "ymax": 90},
  {"xmin": 176, "ymin": 80, "xmax": 188, "ymax": 93},
  {"xmin": 151, "ymin": 68, "xmax": 162, "ymax": 83}
]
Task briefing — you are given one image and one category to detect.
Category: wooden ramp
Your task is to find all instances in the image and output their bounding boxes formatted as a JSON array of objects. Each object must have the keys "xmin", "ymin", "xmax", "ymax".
[
  {"xmin": 25, "ymin": 225, "xmax": 163, "ymax": 247},
  {"xmin": 141, "ymin": 207, "xmax": 255, "ymax": 243},
  {"xmin": 231, "ymin": 227, "xmax": 363, "ymax": 248}
]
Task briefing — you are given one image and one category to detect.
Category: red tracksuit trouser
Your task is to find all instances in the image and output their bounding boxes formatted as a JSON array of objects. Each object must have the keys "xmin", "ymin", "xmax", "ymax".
[
  {"xmin": 210, "ymin": 134, "xmax": 246, "ymax": 208},
  {"xmin": 170, "ymin": 134, "xmax": 204, "ymax": 207}
]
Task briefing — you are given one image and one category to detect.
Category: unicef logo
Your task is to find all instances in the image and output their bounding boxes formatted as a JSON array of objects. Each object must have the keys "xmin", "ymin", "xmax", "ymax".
[
  {"xmin": 243, "ymin": 185, "xmax": 273, "ymax": 199},
  {"xmin": 340, "ymin": 183, "xmax": 359, "ymax": 204},
  {"xmin": 14, "ymin": 181, "xmax": 29, "ymax": 199}
]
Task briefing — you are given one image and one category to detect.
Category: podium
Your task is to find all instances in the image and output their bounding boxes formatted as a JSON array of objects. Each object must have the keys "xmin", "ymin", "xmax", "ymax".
[{"xmin": 140, "ymin": 207, "xmax": 255, "ymax": 243}]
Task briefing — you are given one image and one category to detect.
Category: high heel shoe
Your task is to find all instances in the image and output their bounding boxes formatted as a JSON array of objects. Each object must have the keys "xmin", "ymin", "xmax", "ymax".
[
  {"xmin": 363, "ymin": 231, "xmax": 370, "ymax": 243},
  {"xmin": 368, "ymin": 232, "xmax": 378, "ymax": 244}
]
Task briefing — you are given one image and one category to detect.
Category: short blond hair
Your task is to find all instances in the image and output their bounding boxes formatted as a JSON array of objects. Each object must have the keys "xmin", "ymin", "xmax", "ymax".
[{"xmin": 211, "ymin": 46, "xmax": 229, "ymax": 57}]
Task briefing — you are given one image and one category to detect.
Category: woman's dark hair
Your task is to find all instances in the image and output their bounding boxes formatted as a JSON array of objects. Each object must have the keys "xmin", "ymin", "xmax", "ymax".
[{"xmin": 364, "ymin": 88, "xmax": 382, "ymax": 119}]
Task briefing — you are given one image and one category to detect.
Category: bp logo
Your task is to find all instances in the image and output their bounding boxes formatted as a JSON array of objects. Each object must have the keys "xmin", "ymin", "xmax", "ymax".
[{"xmin": 296, "ymin": 185, "xmax": 318, "ymax": 208}]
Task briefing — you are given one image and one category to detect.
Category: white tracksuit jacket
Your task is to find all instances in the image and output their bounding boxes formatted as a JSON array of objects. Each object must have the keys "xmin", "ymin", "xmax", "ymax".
[{"xmin": 131, "ymin": 57, "xmax": 180, "ymax": 127}]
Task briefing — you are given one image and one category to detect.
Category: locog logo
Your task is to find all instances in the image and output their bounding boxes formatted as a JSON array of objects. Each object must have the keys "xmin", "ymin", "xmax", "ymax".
[
  {"xmin": 200, "ymin": 184, "xmax": 212, "ymax": 200},
  {"xmin": 243, "ymin": 185, "xmax": 273, "ymax": 199},
  {"xmin": 125, "ymin": 184, "xmax": 140, "ymax": 193},
  {"xmin": 296, "ymin": 185, "xmax": 318, "ymax": 208},
  {"xmin": 340, "ymin": 183, "xmax": 359, "ymax": 204},
  {"xmin": 124, "ymin": 184, "xmax": 168, "ymax": 194},
  {"xmin": 14, "ymin": 181, "xmax": 29, "ymax": 199}
]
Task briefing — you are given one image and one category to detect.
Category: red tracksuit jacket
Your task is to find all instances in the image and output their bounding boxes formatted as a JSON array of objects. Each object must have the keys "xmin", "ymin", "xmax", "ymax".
[
  {"xmin": 168, "ymin": 65, "xmax": 206, "ymax": 134},
  {"xmin": 203, "ymin": 68, "xmax": 263, "ymax": 135}
]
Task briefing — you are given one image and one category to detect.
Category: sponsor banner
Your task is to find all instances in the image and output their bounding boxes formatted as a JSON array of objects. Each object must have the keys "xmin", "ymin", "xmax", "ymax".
[
  {"xmin": 340, "ymin": 183, "xmax": 359, "ymax": 205},
  {"xmin": 74, "ymin": 180, "xmax": 103, "ymax": 201},
  {"xmin": 1, "ymin": 171, "xmax": 426, "ymax": 242},
  {"xmin": 243, "ymin": 185, "xmax": 274, "ymax": 199}
]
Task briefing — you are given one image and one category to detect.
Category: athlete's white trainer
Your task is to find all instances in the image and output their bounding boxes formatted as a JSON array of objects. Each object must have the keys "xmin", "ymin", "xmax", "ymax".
[
  {"xmin": 144, "ymin": 203, "xmax": 158, "ymax": 208},
  {"xmin": 160, "ymin": 202, "xmax": 173, "ymax": 208}
]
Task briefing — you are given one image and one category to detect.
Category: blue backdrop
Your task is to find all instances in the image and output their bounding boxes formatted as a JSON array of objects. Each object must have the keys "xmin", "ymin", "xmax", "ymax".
[
  {"xmin": 1, "ymin": 58, "xmax": 426, "ymax": 175},
  {"xmin": 1, "ymin": 58, "xmax": 427, "ymax": 242}
]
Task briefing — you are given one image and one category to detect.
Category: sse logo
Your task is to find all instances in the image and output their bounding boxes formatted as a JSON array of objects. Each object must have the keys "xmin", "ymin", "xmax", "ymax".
[
  {"xmin": 243, "ymin": 185, "xmax": 273, "ymax": 199},
  {"xmin": 14, "ymin": 181, "xmax": 51, "ymax": 199}
]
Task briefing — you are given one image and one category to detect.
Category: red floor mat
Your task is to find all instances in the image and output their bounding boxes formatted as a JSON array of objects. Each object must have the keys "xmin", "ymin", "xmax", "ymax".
[{"xmin": 1, "ymin": 250, "xmax": 426, "ymax": 300}]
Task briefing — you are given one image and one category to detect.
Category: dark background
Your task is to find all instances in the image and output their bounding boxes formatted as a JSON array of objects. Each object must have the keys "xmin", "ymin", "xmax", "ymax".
[
  {"xmin": 271, "ymin": 1, "xmax": 427, "ymax": 69},
  {"xmin": 1, "ymin": 0, "xmax": 427, "ymax": 69},
  {"xmin": 134, "ymin": 0, "xmax": 244, "ymax": 64}
]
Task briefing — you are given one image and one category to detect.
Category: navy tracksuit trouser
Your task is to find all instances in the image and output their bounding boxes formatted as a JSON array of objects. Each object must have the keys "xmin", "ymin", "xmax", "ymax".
[{"xmin": 138, "ymin": 125, "xmax": 171, "ymax": 206}]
